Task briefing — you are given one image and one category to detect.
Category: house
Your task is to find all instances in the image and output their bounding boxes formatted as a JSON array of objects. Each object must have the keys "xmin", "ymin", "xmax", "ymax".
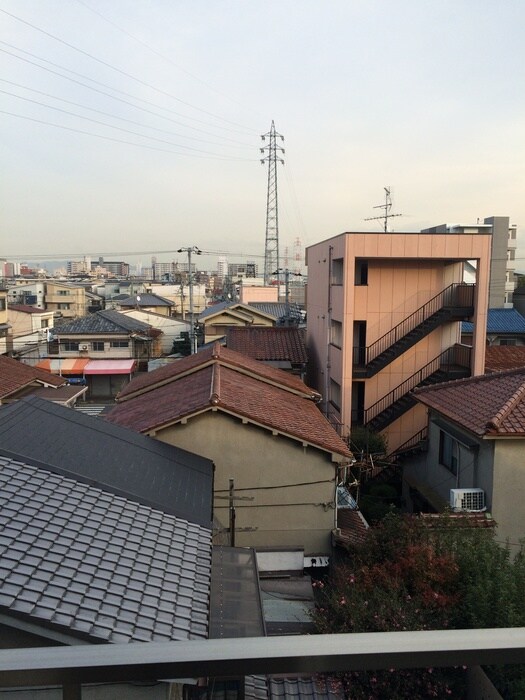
[
  {"xmin": 8, "ymin": 280, "xmax": 88, "ymax": 320},
  {"xmin": 118, "ymin": 309, "xmax": 191, "ymax": 355},
  {"xmin": 7, "ymin": 303, "xmax": 54, "ymax": 354},
  {"xmin": 116, "ymin": 292, "xmax": 174, "ymax": 317},
  {"xmin": 199, "ymin": 301, "xmax": 277, "ymax": 344},
  {"xmin": 0, "ymin": 284, "xmax": 9, "ymax": 354},
  {"xmin": 37, "ymin": 310, "xmax": 162, "ymax": 398},
  {"xmin": 0, "ymin": 354, "xmax": 84, "ymax": 405},
  {"xmin": 105, "ymin": 343, "xmax": 353, "ymax": 558},
  {"xmin": 226, "ymin": 326, "xmax": 308, "ymax": 378},
  {"xmin": 462, "ymin": 308, "xmax": 525, "ymax": 347},
  {"xmin": 485, "ymin": 346, "xmax": 525, "ymax": 373},
  {"xmin": 405, "ymin": 368, "xmax": 525, "ymax": 554},
  {"xmin": 305, "ymin": 229, "xmax": 491, "ymax": 455}
]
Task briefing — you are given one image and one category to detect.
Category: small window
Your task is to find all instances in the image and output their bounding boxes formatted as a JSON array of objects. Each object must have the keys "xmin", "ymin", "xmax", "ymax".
[
  {"xmin": 439, "ymin": 431, "xmax": 458, "ymax": 476},
  {"xmin": 63, "ymin": 341, "xmax": 79, "ymax": 352},
  {"xmin": 57, "ymin": 290, "xmax": 69, "ymax": 296},
  {"xmin": 40, "ymin": 319, "xmax": 49, "ymax": 329},
  {"xmin": 57, "ymin": 303, "xmax": 70, "ymax": 310},
  {"xmin": 110, "ymin": 340, "xmax": 129, "ymax": 348},
  {"xmin": 330, "ymin": 320, "xmax": 343, "ymax": 348},
  {"xmin": 500, "ymin": 338, "xmax": 518, "ymax": 346},
  {"xmin": 330, "ymin": 378, "xmax": 341, "ymax": 410},
  {"xmin": 355, "ymin": 260, "xmax": 368, "ymax": 286},
  {"xmin": 331, "ymin": 258, "xmax": 344, "ymax": 285},
  {"xmin": 93, "ymin": 341, "xmax": 105, "ymax": 351},
  {"xmin": 0, "ymin": 298, "xmax": 6, "ymax": 311}
]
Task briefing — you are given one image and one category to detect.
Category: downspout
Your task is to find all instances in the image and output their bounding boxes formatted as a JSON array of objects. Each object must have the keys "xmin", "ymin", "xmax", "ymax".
[{"xmin": 325, "ymin": 245, "xmax": 333, "ymax": 417}]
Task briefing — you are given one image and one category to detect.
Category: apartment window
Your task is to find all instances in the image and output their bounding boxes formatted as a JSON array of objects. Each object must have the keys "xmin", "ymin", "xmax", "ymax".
[
  {"xmin": 500, "ymin": 338, "xmax": 518, "ymax": 346},
  {"xmin": 331, "ymin": 258, "xmax": 344, "ymax": 285},
  {"xmin": 40, "ymin": 319, "xmax": 49, "ymax": 329},
  {"xmin": 0, "ymin": 298, "xmax": 6, "ymax": 311},
  {"xmin": 439, "ymin": 431, "xmax": 458, "ymax": 476},
  {"xmin": 93, "ymin": 341, "xmax": 105, "ymax": 351},
  {"xmin": 57, "ymin": 303, "xmax": 70, "ymax": 310},
  {"xmin": 330, "ymin": 379, "xmax": 341, "ymax": 410},
  {"xmin": 57, "ymin": 290, "xmax": 69, "ymax": 296},
  {"xmin": 355, "ymin": 260, "xmax": 368, "ymax": 286},
  {"xmin": 63, "ymin": 341, "xmax": 79, "ymax": 352},
  {"xmin": 330, "ymin": 320, "xmax": 343, "ymax": 348},
  {"xmin": 110, "ymin": 340, "xmax": 129, "ymax": 348}
]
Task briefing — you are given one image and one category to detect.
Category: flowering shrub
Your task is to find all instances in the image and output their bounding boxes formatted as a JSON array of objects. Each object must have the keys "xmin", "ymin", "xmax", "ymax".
[{"xmin": 312, "ymin": 512, "xmax": 525, "ymax": 698}]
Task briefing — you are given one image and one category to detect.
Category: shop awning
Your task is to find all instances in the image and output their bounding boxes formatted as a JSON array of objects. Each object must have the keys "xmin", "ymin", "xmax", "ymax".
[
  {"xmin": 84, "ymin": 360, "xmax": 137, "ymax": 375},
  {"xmin": 36, "ymin": 359, "xmax": 90, "ymax": 375}
]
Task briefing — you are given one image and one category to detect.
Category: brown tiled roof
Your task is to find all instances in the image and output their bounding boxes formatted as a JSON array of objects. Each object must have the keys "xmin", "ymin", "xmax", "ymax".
[
  {"xmin": 413, "ymin": 367, "xmax": 525, "ymax": 436},
  {"xmin": 226, "ymin": 327, "xmax": 307, "ymax": 364},
  {"xmin": 7, "ymin": 304, "xmax": 47, "ymax": 314},
  {"xmin": 117, "ymin": 342, "xmax": 319, "ymax": 402},
  {"xmin": 335, "ymin": 508, "xmax": 369, "ymax": 546},
  {"xmin": 417, "ymin": 512, "xmax": 496, "ymax": 529},
  {"xmin": 106, "ymin": 360, "xmax": 351, "ymax": 459},
  {"xmin": 0, "ymin": 355, "xmax": 66, "ymax": 400},
  {"xmin": 485, "ymin": 346, "xmax": 525, "ymax": 373}
]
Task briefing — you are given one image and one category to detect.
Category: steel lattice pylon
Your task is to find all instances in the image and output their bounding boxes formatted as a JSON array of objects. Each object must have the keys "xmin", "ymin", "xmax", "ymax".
[{"xmin": 261, "ymin": 121, "xmax": 284, "ymax": 285}]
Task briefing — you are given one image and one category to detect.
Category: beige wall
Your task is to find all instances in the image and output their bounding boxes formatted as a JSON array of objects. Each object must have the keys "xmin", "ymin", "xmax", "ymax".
[
  {"xmin": 151, "ymin": 411, "xmax": 340, "ymax": 556},
  {"xmin": 46, "ymin": 282, "xmax": 87, "ymax": 318},
  {"xmin": 203, "ymin": 312, "xmax": 274, "ymax": 344},
  {"xmin": 492, "ymin": 440, "xmax": 525, "ymax": 555},
  {"xmin": 306, "ymin": 231, "xmax": 491, "ymax": 448},
  {"xmin": 239, "ymin": 286, "xmax": 278, "ymax": 303}
]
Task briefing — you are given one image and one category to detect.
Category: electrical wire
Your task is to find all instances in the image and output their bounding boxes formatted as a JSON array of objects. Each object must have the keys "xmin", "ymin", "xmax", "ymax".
[{"xmin": 0, "ymin": 7, "xmax": 258, "ymax": 134}]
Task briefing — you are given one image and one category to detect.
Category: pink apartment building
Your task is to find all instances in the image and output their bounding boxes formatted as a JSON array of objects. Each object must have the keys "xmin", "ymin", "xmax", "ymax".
[{"xmin": 306, "ymin": 230, "xmax": 492, "ymax": 454}]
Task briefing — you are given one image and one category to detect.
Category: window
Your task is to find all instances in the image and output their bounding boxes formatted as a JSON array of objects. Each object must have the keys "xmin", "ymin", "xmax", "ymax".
[
  {"xmin": 57, "ymin": 303, "xmax": 70, "ymax": 310},
  {"xmin": 63, "ymin": 341, "xmax": 79, "ymax": 352},
  {"xmin": 330, "ymin": 379, "xmax": 341, "ymax": 410},
  {"xmin": 439, "ymin": 431, "xmax": 458, "ymax": 476},
  {"xmin": 40, "ymin": 319, "xmax": 49, "ymax": 329},
  {"xmin": 57, "ymin": 290, "xmax": 69, "ymax": 296},
  {"xmin": 93, "ymin": 341, "xmax": 105, "ymax": 351},
  {"xmin": 355, "ymin": 260, "xmax": 368, "ymax": 286},
  {"xmin": 500, "ymin": 338, "xmax": 518, "ymax": 346},
  {"xmin": 330, "ymin": 320, "xmax": 343, "ymax": 348},
  {"xmin": 0, "ymin": 298, "xmax": 5, "ymax": 311},
  {"xmin": 331, "ymin": 258, "xmax": 344, "ymax": 285},
  {"xmin": 110, "ymin": 340, "xmax": 129, "ymax": 348}
]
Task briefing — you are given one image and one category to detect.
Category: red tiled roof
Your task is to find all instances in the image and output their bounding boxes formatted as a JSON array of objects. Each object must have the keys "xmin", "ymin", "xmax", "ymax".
[
  {"xmin": 485, "ymin": 346, "xmax": 525, "ymax": 373},
  {"xmin": 226, "ymin": 327, "xmax": 307, "ymax": 364},
  {"xmin": 117, "ymin": 342, "xmax": 319, "ymax": 401},
  {"xmin": 0, "ymin": 355, "xmax": 66, "ymax": 400},
  {"xmin": 417, "ymin": 512, "xmax": 496, "ymax": 529},
  {"xmin": 107, "ymin": 361, "xmax": 351, "ymax": 459},
  {"xmin": 335, "ymin": 509, "xmax": 369, "ymax": 546},
  {"xmin": 413, "ymin": 367, "xmax": 525, "ymax": 436}
]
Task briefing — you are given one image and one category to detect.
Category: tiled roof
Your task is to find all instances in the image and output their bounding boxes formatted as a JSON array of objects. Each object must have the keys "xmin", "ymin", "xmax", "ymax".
[
  {"xmin": 226, "ymin": 327, "xmax": 307, "ymax": 364},
  {"xmin": 7, "ymin": 304, "xmax": 47, "ymax": 314},
  {"xmin": 53, "ymin": 310, "xmax": 153, "ymax": 335},
  {"xmin": 199, "ymin": 301, "xmax": 275, "ymax": 322},
  {"xmin": 414, "ymin": 368, "xmax": 525, "ymax": 436},
  {"xmin": 106, "ymin": 363, "xmax": 352, "ymax": 458},
  {"xmin": 485, "ymin": 346, "xmax": 525, "ymax": 373},
  {"xmin": 116, "ymin": 342, "xmax": 319, "ymax": 401},
  {"xmin": 462, "ymin": 308, "xmax": 525, "ymax": 334},
  {"xmin": 249, "ymin": 302, "xmax": 302, "ymax": 323},
  {"xmin": 0, "ymin": 396, "xmax": 214, "ymax": 527},
  {"xmin": 335, "ymin": 508, "xmax": 369, "ymax": 546},
  {"xmin": 117, "ymin": 293, "xmax": 173, "ymax": 307},
  {"xmin": 0, "ymin": 454, "xmax": 211, "ymax": 643},
  {"xmin": 0, "ymin": 355, "xmax": 66, "ymax": 400}
]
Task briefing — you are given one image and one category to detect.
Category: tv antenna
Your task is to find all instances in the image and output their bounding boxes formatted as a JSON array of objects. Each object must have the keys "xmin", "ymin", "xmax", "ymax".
[{"xmin": 364, "ymin": 187, "xmax": 403, "ymax": 232}]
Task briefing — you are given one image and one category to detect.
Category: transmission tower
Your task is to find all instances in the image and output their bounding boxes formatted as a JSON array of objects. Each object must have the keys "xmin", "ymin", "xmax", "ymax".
[
  {"xmin": 261, "ymin": 121, "xmax": 284, "ymax": 285},
  {"xmin": 364, "ymin": 187, "xmax": 403, "ymax": 232}
]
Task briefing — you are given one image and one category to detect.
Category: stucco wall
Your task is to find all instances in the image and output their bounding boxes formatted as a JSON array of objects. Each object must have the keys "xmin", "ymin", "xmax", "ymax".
[
  {"xmin": 492, "ymin": 440, "xmax": 525, "ymax": 554},
  {"xmin": 153, "ymin": 411, "xmax": 339, "ymax": 555}
]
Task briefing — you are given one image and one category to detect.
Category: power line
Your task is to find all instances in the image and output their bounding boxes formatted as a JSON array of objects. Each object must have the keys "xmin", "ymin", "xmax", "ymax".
[
  {"xmin": 1, "ymin": 90, "xmax": 257, "ymax": 159},
  {"xmin": 0, "ymin": 44, "xmax": 257, "ymax": 142},
  {"xmin": 0, "ymin": 7, "xmax": 257, "ymax": 134}
]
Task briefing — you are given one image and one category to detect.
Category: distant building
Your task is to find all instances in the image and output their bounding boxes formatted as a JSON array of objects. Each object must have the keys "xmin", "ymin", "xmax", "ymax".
[
  {"xmin": 228, "ymin": 261, "xmax": 258, "ymax": 278},
  {"xmin": 93, "ymin": 259, "xmax": 130, "ymax": 276},
  {"xmin": 217, "ymin": 256, "xmax": 228, "ymax": 281},
  {"xmin": 422, "ymin": 216, "xmax": 518, "ymax": 308}
]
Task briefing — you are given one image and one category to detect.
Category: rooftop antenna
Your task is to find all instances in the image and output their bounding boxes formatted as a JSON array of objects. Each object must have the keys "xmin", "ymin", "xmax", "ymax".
[{"xmin": 364, "ymin": 187, "xmax": 403, "ymax": 232}]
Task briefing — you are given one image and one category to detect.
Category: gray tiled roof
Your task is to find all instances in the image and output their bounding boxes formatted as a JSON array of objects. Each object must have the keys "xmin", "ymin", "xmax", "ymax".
[
  {"xmin": 118, "ymin": 293, "xmax": 173, "ymax": 307},
  {"xmin": 0, "ymin": 396, "xmax": 214, "ymax": 527},
  {"xmin": 53, "ymin": 310, "xmax": 152, "ymax": 335},
  {"xmin": 0, "ymin": 454, "xmax": 212, "ymax": 643},
  {"xmin": 249, "ymin": 302, "xmax": 302, "ymax": 323}
]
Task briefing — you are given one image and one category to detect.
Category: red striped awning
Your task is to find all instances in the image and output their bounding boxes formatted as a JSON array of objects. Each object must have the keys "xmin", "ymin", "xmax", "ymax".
[
  {"xmin": 35, "ymin": 359, "xmax": 90, "ymax": 375},
  {"xmin": 84, "ymin": 360, "xmax": 137, "ymax": 375}
]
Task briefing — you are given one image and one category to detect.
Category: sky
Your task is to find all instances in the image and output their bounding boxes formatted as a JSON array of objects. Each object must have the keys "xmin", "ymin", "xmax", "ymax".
[{"xmin": 2, "ymin": 0, "xmax": 524, "ymax": 272}]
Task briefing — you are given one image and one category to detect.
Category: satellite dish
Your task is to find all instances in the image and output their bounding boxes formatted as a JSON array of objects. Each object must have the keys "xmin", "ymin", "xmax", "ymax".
[{"xmin": 136, "ymin": 295, "xmax": 141, "ymax": 302}]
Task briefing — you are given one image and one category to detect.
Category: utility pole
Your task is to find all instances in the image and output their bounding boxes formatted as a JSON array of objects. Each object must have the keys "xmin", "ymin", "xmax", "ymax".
[
  {"xmin": 364, "ymin": 187, "xmax": 403, "ymax": 232},
  {"xmin": 177, "ymin": 246, "xmax": 201, "ymax": 354},
  {"xmin": 261, "ymin": 121, "xmax": 285, "ymax": 286},
  {"xmin": 273, "ymin": 268, "xmax": 302, "ymax": 326}
]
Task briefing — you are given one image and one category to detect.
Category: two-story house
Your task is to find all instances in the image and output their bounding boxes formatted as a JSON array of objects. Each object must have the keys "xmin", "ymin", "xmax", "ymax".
[{"xmin": 306, "ymin": 229, "xmax": 491, "ymax": 455}]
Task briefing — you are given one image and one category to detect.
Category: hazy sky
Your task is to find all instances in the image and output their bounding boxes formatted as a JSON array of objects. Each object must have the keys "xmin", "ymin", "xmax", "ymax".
[{"xmin": 2, "ymin": 1, "xmax": 524, "ymax": 271}]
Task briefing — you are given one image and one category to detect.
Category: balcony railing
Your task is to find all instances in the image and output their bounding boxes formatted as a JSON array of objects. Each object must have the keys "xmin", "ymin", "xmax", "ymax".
[{"xmin": 0, "ymin": 629, "xmax": 524, "ymax": 697}]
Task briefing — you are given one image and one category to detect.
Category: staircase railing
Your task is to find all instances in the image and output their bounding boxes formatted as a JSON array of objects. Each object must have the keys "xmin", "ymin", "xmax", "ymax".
[
  {"xmin": 354, "ymin": 283, "xmax": 474, "ymax": 366},
  {"xmin": 364, "ymin": 344, "xmax": 471, "ymax": 425},
  {"xmin": 389, "ymin": 426, "xmax": 428, "ymax": 459}
]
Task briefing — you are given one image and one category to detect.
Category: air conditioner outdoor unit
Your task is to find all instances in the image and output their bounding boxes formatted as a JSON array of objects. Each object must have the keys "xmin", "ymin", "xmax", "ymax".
[
  {"xmin": 450, "ymin": 488, "xmax": 486, "ymax": 512},
  {"xmin": 80, "ymin": 344, "xmax": 88, "ymax": 351}
]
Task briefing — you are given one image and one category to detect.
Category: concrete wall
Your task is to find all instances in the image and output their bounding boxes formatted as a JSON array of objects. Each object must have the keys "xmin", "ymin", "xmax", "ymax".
[
  {"xmin": 492, "ymin": 440, "xmax": 525, "ymax": 555},
  {"xmin": 152, "ymin": 411, "xmax": 339, "ymax": 556}
]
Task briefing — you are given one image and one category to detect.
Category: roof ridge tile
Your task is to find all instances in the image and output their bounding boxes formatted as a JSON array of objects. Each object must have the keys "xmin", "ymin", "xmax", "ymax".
[{"xmin": 486, "ymin": 380, "xmax": 525, "ymax": 430}]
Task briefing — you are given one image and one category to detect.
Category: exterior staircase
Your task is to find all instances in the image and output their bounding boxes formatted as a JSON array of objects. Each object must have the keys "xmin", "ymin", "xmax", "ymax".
[
  {"xmin": 353, "ymin": 283, "xmax": 474, "ymax": 378},
  {"xmin": 364, "ymin": 344, "xmax": 471, "ymax": 433}
]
